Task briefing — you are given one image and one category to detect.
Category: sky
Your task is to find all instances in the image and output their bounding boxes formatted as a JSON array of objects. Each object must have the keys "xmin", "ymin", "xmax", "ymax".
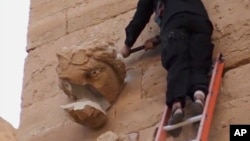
[{"xmin": 0, "ymin": 0, "xmax": 30, "ymax": 128}]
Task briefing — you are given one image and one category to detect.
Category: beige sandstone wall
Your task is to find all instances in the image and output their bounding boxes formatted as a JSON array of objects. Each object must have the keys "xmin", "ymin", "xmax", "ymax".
[
  {"xmin": 0, "ymin": 117, "xmax": 16, "ymax": 141},
  {"xmin": 18, "ymin": 0, "xmax": 250, "ymax": 141}
]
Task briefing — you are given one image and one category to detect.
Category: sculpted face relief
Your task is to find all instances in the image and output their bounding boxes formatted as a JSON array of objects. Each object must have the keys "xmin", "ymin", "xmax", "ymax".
[
  {"xmin": 56, "ymin": 40, "xmax": 126, "ymax": 102},
  {"xmin": 56, "ymin": 40, "xmax": 126, "ymax": 129}
]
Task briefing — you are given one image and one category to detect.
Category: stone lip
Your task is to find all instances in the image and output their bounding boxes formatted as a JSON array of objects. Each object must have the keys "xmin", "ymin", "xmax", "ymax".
[{"xmin": 61, "ymin": 100, "xmax": 107, "ymax": 129}]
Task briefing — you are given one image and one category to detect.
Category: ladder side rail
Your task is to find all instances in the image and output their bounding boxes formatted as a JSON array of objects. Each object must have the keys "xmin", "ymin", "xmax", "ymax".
[
  {"xmin": 195, "ymin": 53, "xmax": 225, "ymax": 141},
  {"xmin": 154, "ymin": 106, "xmax": 171, "ymax": 141}
]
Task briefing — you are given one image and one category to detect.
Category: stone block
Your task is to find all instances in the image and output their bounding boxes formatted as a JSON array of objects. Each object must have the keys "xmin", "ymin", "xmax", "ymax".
[
  {"xmin": 17, "ymin": 94, "xmax": 71, "ymax": 141},
  {"xmin": 27, "ymin": 11, "xmax": 66, "ymax": 51},
  {"xmin": 29, "ymin": 0, "xmax": 84, "ymax": 24},
  {"xmin": 0, "ymin": 117, "xmax": 16, "ymax": 141},
  {"xmin": 202, "ymin": 0, "xmax": 250, "ymax": 69},
  {"xmin": 218, "ymin": 63, "xmax": 250, "ymax": 104},
  {"xmin": 66, "ymin": 0, "xmax": 137, "ymax": 33}
]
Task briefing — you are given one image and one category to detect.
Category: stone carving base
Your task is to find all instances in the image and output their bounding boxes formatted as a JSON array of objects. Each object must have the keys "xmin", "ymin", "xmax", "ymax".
[{"xmin": 61, "ymin": 100, "xmax": 107, "ymax": 129}]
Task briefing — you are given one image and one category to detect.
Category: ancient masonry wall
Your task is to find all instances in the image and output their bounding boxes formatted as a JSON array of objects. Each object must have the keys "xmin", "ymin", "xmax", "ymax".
[
  {"xmin": 18, "ymin": 0, "xmax": 250, "ymax": 141},
  {"xmin": 0, "ymin": 117, "xmax": 16, "ymax": 141}
]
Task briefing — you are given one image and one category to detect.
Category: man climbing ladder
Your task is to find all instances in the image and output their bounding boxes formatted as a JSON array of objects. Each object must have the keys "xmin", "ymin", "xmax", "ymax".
[
  {"xmin": 119, "ymin": 0, "xmax": 214, "ymax": 137},
  {"xmin": 154, "ymin": 54, "xmax": 225, "ymax": 141}
]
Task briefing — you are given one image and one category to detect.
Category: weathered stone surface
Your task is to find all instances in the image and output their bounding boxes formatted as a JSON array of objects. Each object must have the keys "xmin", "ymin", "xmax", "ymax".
[
  {"xmin": 22, "ymin": 10, "xmax": 142, "ymax": 107},
  {"xmin": 218, "ymin": 63, "xmax": 250, "ymax": 104},
  {"xmin": 19, "ymin": 0, "xmax": 250, "ymax": 141},
  {"xmin": 61, "ymin": 100, "xmax": 107, "ymax": 129},
  {"xmin": 66, "ymin": 0, "xmax": 137, "ymax": 33},
  {"xmin": 19, "ymin": 10, "xmax": 160, "ymax": 141},
  {"xmin": 96, "ymin": 131, "xmax": 119, "ymax": 141},
  {"xmin": 127, "ymin": 132, "xmax": 139, "ymax": 141},
  {"xmin": 209, "ymin": 63, "xmax": 250, "ymax": 140},
  {"xmin": 0, "ymin": 117, "xmax": 16, "ymax": 141},
  {"xmin": 141, "ymin": 61, "xmax": 166, "ymax": 98},
  {"xmin": 17, "ymin": 94, "xmax": 71, "ymax": 141},
  {"xmin": 139, "ymin": 125, "xmax": 158, "ymax": 141},
  {"xmin": 27, "ymin": 11, "xmax": 66, "ymax": 51},
  {"xmin": 209, "ymin": 96, "xmax": 250, "ymax": 141},
  {"xmin": 56, "ymin": 40, "xmax": 126, "ymax": 103},
  {"xmin": 29, "ymin": 0, "xmax": 83, "ymax": 24},
  {"xmin": 27, "ymin": 0, "xmax": 137, "ymax": 51},
  {"xmin": 96, "ymin": 131, "xmax": 138, "ymax": 141},
  {"xmin": 203, "ymin": 0, "xmax": 250, "ymax": 70}
]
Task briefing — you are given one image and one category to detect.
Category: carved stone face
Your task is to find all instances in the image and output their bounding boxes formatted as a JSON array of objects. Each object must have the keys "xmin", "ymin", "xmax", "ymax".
[{"xmin": 56, "ymin": 40, "xmax": 126, "ymax": 103}]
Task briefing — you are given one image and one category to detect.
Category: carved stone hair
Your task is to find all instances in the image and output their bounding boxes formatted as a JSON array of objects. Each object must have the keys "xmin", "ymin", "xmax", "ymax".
[{"xmin": 56, "ymin": 40, "xmax": 126, "ymax": 84}]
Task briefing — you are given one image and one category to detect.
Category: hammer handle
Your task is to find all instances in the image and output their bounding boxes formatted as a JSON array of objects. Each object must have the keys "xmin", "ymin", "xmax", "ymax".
[
  {"xmin": 130, "ymin": 45, "xmax": 145, "ymax": 53},
  {"xmin": 130, "ymin": 37, "xmax": 161, "ymax": 54}
]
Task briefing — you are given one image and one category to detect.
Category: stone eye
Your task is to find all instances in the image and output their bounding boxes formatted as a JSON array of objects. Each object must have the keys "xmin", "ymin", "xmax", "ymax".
[{"xmin": 89, "ymin": 68, "xmax": 101, "ymax": 78}]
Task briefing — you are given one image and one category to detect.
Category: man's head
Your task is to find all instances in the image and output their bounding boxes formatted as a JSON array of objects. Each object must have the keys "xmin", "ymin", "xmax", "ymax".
[{"xmin": 56, "ymin": 40, "xmax": 126, "ymax": 103}]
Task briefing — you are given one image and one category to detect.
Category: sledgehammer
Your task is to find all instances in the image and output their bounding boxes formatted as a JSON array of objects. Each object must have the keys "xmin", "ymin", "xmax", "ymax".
[
  {"xmin": 129, "ymin": 45, "xmax": 145, "ymax": 53},
  {"xmin": 130, "ymin": 36, "xmax": 161, "ymax": 53},
  {"xmin": 118, "ymin": 36, "xmax": 161, "ymax": 58},
  {"xmin": 117, "ymin": 46, "xmax": 145, "ymax": 59}
]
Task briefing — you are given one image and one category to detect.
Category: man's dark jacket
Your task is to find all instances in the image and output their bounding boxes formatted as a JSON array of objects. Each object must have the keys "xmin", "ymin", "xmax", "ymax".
[{"xmin": 125, "ymin": 0, "xmax": 210, "ymax": 48}]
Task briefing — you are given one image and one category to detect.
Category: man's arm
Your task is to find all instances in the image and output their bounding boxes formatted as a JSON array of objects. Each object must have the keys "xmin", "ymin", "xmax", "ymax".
[{"xmin": 125, "ymin": 0, "xmax": 154, "ymax": 48}]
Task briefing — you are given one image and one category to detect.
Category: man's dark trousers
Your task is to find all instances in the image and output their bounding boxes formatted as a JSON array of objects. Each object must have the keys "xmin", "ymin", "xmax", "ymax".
[{"xmin": 160, "ymin": 13, "xmax": 214, "ymax": 109}]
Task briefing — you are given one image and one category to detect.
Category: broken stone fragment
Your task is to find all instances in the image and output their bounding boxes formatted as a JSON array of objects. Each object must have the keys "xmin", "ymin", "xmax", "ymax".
[
  {"xmin": 119, "ymin": 134, "xmax": 132, "ymax": 141},
  {"xmin": 56, "ymin": 40, "xmax": 126, "ymax": 103},
  {"xmin": 96, "ymin": 131, "xmax": 119, "ymax": 141},
  {"xmin": 96, "ymin": 131, "xmax": 139, "ymax": 141},
  {"xmin": 128, "ymin": 132, "xmax": 139, "ymax": 141},
  {"xmin": 58, "ymin": 80, "xmax": 111, "ymax": 110},
  {"xmin": 61, "ymin": 100, "xmax": 107, "ymax": 129}
]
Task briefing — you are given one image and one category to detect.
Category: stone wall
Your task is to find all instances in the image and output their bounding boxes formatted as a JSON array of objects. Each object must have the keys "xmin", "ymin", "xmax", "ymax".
[
  {"xmin": 0, "ymin": 117, "xmax": 16, "ymax": 141},
  {"xmin": 18, "ymin": 0, "xmax": 250, "ymax": 141}
]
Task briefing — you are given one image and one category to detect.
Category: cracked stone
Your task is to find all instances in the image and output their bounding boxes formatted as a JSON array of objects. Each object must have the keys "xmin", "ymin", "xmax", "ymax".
[{"xmin": 61, "ymin": 100, "xmax": 107, "ymax": 129}]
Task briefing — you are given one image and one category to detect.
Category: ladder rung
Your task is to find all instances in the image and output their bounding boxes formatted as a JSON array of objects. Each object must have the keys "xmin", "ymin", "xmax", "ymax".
[{"xmin": 163, "ymin": 115, "xmax": 202, "ymax": 131}]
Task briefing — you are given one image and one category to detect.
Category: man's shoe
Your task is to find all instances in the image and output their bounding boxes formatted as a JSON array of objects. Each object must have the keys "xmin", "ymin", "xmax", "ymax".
[
  {"xmin": 167, "ymin": 108, "xmax": 184, "ymax": 137},
  {"xmin": 190, "ymin": 90, "xmax": 205, "ymax": 131}
]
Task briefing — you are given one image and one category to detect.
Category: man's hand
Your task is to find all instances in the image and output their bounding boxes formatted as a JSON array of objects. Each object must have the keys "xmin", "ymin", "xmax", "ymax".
[
  {"xmin": 119, "ymin": 45, "xmax": 131, "ymax": 58},
  {"xmin": 144, "ymin": 36, "xmax": 160, "ymax": 51}
]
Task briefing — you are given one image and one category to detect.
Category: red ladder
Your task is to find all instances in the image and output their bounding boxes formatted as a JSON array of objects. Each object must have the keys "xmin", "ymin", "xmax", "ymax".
[{"xmin": 154, "ymin": 53, "xmax": 225, "ymax": 141}]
